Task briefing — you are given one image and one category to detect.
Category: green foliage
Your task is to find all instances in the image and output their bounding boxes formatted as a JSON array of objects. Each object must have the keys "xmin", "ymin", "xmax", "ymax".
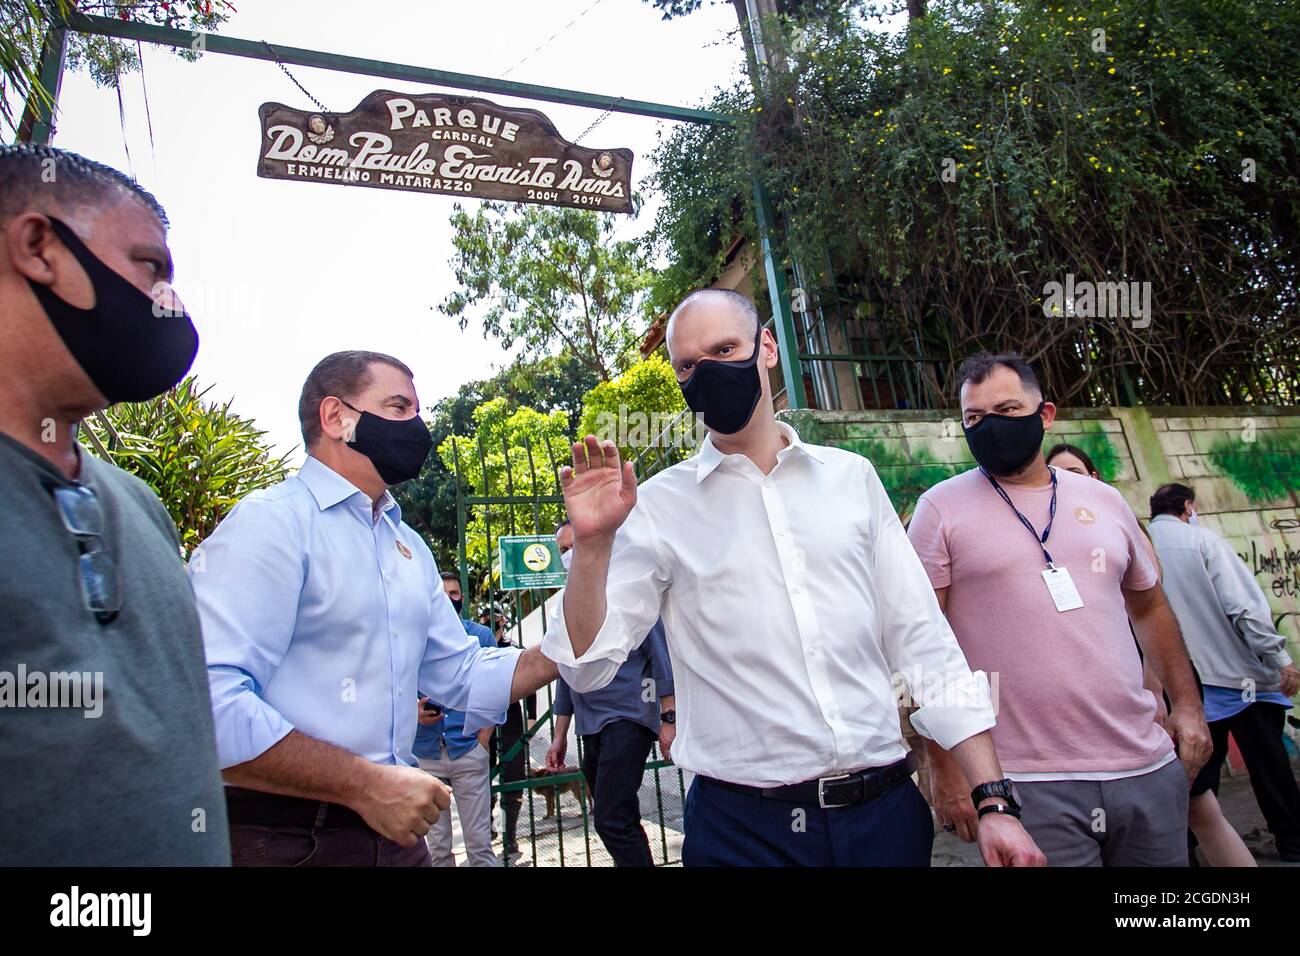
[
  {"xmin": 1207, "ymin": 431, "xmax": 1300, "ymax": 503},
  {"xmin": 648, "ymin": 0, "xmax": 1300, "ymax": 407},
  {"xmin": 438, "ymin": 200, "xmax": 649, "ymax": 382},
  {"xmin": 3, "ymin": 1, "xmax": 233, "ymax": 136},
  {"xmin": 578, "ymin": 353, "xmax": 693, "ymax": 467},
  {"xmin": 436, "ymin": 398, "xmax": 571, "ymax": 581},
  {"xmin": 392, "ymin": 351, "xmax": 598, "ymax": 570},
  {"xmin": 81, "ymin": 376, "xmax": 293, "ymax": 553}
]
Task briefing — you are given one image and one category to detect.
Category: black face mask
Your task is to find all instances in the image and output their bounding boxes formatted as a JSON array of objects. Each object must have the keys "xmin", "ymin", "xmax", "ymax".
[
  {"xmin": 963, "ymin": 402, "xmax": 1046, "ymax": 477},
  {"xmin": 449, "ymin": 597, "xmax": 463, "ymax": 613},
  {"xmin": 679, "ymin": 322, "xmax": 764, "ymax": 435},
  {"xmin": 341, "ymin": 399, "xmax": 433, "ymax": 485},
  {"xmin": 27, "ymin": 217, "xmax": 198, "ymax": 404}
]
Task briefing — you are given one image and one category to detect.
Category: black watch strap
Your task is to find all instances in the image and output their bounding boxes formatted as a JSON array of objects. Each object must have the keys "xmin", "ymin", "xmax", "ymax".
[
  {"xmin": 970, "ymin": 778, "xmax": 1021, "ymax": 812},
  {"xmin": 660, "ymin": 710, "xmax": 676, "ymax": 725},
  {"xmin": 978, "ymin": 803, "xmax": 1021, "ymax": 820}
]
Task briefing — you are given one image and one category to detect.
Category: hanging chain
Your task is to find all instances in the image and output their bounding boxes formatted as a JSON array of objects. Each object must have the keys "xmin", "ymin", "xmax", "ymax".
[
  {"xmin": 262, "ymin": 40, "xmax": 330, "ymax": 113},
  {"xmin": 574, "ymin": 97, "xmax": 623, "ymax": 145}
]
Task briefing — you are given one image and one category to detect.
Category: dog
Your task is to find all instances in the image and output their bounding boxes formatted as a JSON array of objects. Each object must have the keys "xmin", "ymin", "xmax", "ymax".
[{"xmin": 529, "ymin": 766, "xmax": 589, "ymax": 819}]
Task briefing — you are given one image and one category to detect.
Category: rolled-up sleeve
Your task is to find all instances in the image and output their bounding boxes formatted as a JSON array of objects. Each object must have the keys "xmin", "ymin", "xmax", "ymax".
[
  {"xmin": 541, "ymin": 503, "xmax": 670, "ymax": 693},
  {"xmin": 190, "ymin": 496, "xmax": 301, "ymax": 769},
  {"xmin": 553, "ymin": 677, "xmax": 574, "ymax": 718},
  {"xmin": 869, "ymin": 463, "xmax": 995, "ymax": 749},
  {"xmin": 418, "ymin": 586, "xmax": 519, "ymax": 735}
]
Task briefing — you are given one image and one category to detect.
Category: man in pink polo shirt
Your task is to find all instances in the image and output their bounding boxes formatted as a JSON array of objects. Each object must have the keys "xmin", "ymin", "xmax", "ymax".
[{"xmin": 907, "ymin": 352, "xmax": 1212, "ymax": 866}]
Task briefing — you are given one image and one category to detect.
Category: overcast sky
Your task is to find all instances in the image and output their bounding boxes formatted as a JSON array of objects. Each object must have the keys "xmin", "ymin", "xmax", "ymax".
[{"xmin": 48, "ymin": 0, "xmax": 747, "ymax": 459}]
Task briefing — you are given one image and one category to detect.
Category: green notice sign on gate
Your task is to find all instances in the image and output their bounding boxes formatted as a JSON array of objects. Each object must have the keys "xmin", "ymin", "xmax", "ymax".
[{"xmin": 498, "ymin": 535, "xmax": 567, "ymax": 590}]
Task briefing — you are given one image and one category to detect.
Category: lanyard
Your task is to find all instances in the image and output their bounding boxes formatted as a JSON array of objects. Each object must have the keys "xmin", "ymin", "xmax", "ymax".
[{"xmin": 980, "ymin": 466, "xmax": 1059, "ymax": 568}]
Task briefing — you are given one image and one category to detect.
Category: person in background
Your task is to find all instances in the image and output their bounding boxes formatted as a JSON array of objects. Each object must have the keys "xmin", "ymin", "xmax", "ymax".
[
  {"xmin": 545, "ymin": 519, "xmax": 676, "ymax": 866},
  {"xmin": 911, "ymin": 352, "xmax": 1211, "ymax": 866},
  {"xmin": 0, "ymin": 143, "xmax": 227, "ymax": 865},
  {"xmin": 1046, "ymin": 445, "xmax": 1254, "ymax": 866},
  {"xmin": 1148, "ymin": 482, "xmax": 1300, "ymax": 863},
  {"xmin": 1045, "ymin": 443, "xmax": 1099, "ymax": 480},
  {"xmin": 484, "ymin": 604, "xmax": 536, "ymax": 860},
  {"xmin": 411, "ymin": 571, "xmax": 499, "ymax": 867}
]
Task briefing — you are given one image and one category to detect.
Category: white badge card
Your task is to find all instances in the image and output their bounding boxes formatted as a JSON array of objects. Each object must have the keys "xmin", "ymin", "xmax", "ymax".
[{"xmin": 1042, "ymin": 566, "xmax": 1084, "ymax": 612}]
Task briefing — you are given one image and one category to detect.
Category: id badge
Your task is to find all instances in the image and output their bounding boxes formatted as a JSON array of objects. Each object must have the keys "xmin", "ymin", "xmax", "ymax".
[{"xmin": 1042, "ymin": 566, "xmax": 1084, "ymax": 612}]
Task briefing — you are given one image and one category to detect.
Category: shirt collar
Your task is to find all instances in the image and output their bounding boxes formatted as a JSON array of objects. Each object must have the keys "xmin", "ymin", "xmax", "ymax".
[
  {"xmin": 298, "ymin": 456, "xmax": 400, "ymax": 523},
  {"xmin": 694, "ymin": 419, "xmax": 823, "ymax": 484},
  {"xmin": 1150, "ymin": 514, "xmax": 1181, "ymax": 525}
]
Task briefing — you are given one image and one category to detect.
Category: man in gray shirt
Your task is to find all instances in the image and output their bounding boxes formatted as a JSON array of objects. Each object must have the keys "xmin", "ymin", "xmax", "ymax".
[
  {"xmin": 1148, "ymin": 482, "xmax": 1300, "ymax": 862},
  {"xmin": 0, "ymin": 144, "xmax": 228, "ymax": 865}
]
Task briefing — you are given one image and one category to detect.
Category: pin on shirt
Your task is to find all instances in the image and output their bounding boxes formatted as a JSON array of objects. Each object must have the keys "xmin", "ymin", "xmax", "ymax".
[{"xmin": 395, "ymin": 540, "xmax": 413, "ymax": 560}]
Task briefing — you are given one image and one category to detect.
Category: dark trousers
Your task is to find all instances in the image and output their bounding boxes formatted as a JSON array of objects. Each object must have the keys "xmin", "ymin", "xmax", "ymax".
[
  {"xmin": 499, "ymin": 719, "xmax": 527, "ymax": 851},
  {"xmin": 1205, "ymin": 702, "xmax": 1300, "ymax": 851},
  {"xmin": 579, "ymin": 719, "xmax": 656, "ymax": 867},
  {"xmin": 682, "ymin": 773, "xmax": 933, "ymax": 867},
  {"xmin": 225, "ymin": 787, "xmax": 432, "ymax": 867}
]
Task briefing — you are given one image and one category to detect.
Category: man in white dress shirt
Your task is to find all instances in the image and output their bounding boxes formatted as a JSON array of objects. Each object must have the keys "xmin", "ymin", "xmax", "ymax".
[{"xmin": 542, "ymin": 289, "xmax": 1045, "ymax": 866}]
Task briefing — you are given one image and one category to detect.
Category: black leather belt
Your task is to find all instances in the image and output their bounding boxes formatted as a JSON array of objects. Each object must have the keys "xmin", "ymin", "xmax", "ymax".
[
  {"xmin": 224, "ymin": 786, "xmax": 370, "ymax": 831},
  {"xmin": 701, "ymin": 752, "xmax": 917, "ymax": 809}
]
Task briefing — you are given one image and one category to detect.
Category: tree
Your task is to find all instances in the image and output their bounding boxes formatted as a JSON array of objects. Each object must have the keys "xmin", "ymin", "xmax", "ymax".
[
  {"xmin": 81, "ymin": 376, "xmax": 294, "ymax": 554},
  {"xmin": 436, "ymin": 398, "xmax": 571, "ymax": 584},
  {"xmin": 392, "ymin": 350, "xmax": 598, "ymax": 570},
  {"xmin": 438, "ymin": 200, "xmax": 649, "ymax": 383},
  {"xmin": 4, "ymin": 1, "xmax": 235, "ymax": 139},
  {"xmin": 578, "ymin": 353, "xmax": 694, "ymax": 471},
  {"xmin": 648, "ymin": 0, "xmax": 1300, "ymax": 408}
]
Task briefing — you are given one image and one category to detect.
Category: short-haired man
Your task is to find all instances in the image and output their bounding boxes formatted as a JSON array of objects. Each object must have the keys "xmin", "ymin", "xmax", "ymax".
[
  {"xmin": 412, "ymin": 571, "xmax": 499, "ymax": 866},
  {"xmin": 0, "ymin": 144, "xmax": 227, "ymax": 864},
  {"xmin": 192, "ymin": 350, "xmax": 558, "ymax": 866},
  {"xmin": 545, "ymin": 519, "xmax": 676, "ymax": 866},
  {"xmin": 908, "ymin": 353, "xmax": 1213, "ymax": 866},
  {"xmin": 544, "ymin": 290, "xmax": 1043, "ymax": 867},
  {"xmin": 1147, "ymin": 482, "xmax": 1300, "ymax": 862}
]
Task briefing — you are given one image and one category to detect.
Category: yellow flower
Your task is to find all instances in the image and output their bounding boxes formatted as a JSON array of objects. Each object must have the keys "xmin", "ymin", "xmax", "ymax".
[
  {"xmin": 1107, "ymin": 67, "xmax": 1116, "ymax": 74},
  {"xmin": 943, "ymin": 67, "xmax": 953, "ymax": 75}
]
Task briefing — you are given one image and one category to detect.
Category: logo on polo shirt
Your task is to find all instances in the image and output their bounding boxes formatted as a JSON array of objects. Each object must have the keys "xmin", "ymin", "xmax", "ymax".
[{"xmin": 1074, "ymin": 507, "xmax": 1096, "ymax": 524}]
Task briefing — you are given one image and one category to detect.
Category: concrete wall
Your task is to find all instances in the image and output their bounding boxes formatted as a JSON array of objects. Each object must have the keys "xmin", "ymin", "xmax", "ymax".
[{"xmin": 782, "ymin": 405, "xmax": 1300, "ymax": 684}]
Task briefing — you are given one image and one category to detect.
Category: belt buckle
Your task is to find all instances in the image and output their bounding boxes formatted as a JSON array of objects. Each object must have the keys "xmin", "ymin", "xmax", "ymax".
[{"xmin": 818, "ymin": 772, "xmax": 855, "ymax": 809}]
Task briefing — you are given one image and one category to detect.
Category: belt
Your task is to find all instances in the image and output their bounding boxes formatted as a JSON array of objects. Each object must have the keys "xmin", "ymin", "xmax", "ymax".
[
  {"xmin": 224, "ymin": 786, "xmax": 370, "ymax": 831},
  {"xmin": 701, "ymin": 752, "xmax": 917, "ymax": 809}
]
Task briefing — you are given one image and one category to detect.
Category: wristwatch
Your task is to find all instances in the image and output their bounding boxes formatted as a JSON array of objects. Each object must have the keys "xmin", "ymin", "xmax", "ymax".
[
  {"xmin": 970, "ymin": 778, "xmax": 1022, "ymax": 814},
  {"xmin": 660, "ymin": 710, "xmax": 676, "ymax": 725}
]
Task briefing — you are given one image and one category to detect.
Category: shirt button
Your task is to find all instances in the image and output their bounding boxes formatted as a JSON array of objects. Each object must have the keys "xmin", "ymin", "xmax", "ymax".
[
  {"xmin": 792, "ymin": 586, "xmax": 801, "ymax": 594},
  {"xmin": 777, "ymin": 529, "xmax": 786, "ymax": 537}
]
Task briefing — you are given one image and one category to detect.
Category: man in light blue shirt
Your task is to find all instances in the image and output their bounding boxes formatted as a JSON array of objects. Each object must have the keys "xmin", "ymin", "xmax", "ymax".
[
  {"xmin": 413, "ymin": 571, "xmax": 499, "ymax": 866},
  {"xmin": 192, "ymin": 350, "xmax": 557, "ymax": 866}
]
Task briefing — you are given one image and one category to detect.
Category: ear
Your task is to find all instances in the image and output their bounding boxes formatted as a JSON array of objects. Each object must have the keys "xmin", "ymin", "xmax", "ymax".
[
  {"xmin": 1040, "ymin": 400, "xmax": 1058, "ymax": 430},
  {"xmin": 5, "ymin": 213, "xmax": 60, "ymax": 285},
  {"xmin": 761, "ymin": 327, "xmax": 779, "ymax": 370},
  {"xmin": 319, "ymin": 396, "xmax": 359, "ymax": 444}
]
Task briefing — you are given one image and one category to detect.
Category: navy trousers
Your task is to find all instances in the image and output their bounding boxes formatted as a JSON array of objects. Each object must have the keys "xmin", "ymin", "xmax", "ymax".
[{"xmin": 682, "ymin": 774, "xmax": 934, "ymax": 867}]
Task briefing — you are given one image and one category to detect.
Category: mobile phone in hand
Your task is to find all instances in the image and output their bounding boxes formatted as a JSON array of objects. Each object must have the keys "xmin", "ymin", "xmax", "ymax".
[{"xmin": 422, "ymin": 700, "xmax": 442, "ymax": 716}]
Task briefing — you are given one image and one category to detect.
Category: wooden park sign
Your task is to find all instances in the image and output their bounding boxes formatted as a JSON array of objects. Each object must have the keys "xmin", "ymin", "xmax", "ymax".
[{"xmin": 257, "ymin": 90, "xmax": 634, "ymax": 213}]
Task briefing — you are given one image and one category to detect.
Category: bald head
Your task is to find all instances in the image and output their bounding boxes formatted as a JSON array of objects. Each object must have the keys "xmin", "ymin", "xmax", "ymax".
[{"xmin": 667, "ymin": 289, "xmax": 759, "ymax": 341}]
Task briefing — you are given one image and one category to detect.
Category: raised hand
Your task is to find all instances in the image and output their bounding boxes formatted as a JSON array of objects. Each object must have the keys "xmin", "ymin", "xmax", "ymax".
[{"xmin": 559, "ymin": 436, "xmax": 637, "ymax": 543}]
